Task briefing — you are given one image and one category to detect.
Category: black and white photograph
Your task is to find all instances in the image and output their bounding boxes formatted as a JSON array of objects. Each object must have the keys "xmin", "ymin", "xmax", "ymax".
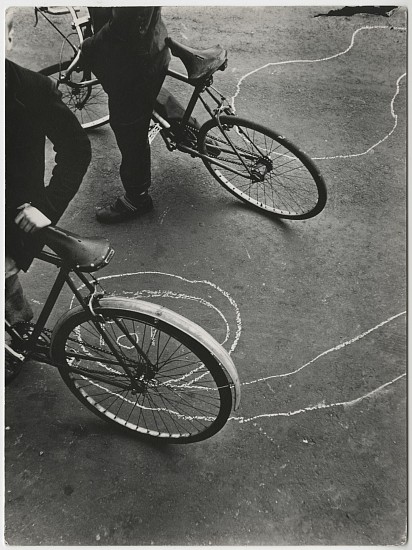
[{"xmin": 4, "ymin": 1, "xmax": 407, "ymax": 545}]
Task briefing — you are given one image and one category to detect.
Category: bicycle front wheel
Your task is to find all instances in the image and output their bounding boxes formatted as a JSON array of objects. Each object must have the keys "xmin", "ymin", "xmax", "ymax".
[
  {"xmin": 40, "ymin": 61, "xmax": 109, "ymax": 130},
  {"xmin": 50, "ymin": 299, "xmax": 234, "ymax": 443},
  {"xmin": 198, "ymin": 116, "xmax": 327, "ymax": 219}
]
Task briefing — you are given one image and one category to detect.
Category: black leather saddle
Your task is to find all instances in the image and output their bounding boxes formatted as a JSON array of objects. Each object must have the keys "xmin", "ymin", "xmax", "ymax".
[
  {"xmin": 165, "ymin": 37, "xmax": 227, "ymax": 83},
  {"xmin": 42, "ymin": 226, "xmax": 114, "ymax": 272}
]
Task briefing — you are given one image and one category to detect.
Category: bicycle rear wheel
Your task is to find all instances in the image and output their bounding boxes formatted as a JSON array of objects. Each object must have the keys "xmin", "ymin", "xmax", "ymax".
[
  {"xmin": 50, "ymin": 298, "xmax": 235, "ymax": 443},
  {"xmin": 198, "ymin": 115, "xmax": 327, "ymax": 219},
  {"xmin": 40, "ymin": 60, "xmax": 109, "ymax": 130}
]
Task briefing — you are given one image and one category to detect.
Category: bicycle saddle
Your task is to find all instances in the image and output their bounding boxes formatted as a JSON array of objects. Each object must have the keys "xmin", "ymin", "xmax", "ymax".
[
  {"xmin": 165, "ymin": 37, "xmax": 227, "ymax": 82},
  {"xmin": 42, "ymin": 226, "xmax": 114, "ymax": 272}
]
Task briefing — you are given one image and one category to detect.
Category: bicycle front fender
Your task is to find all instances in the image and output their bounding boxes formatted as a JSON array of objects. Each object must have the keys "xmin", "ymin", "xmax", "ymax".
[{"xmin": 51, "ymin": 297, "xmax": 241, "ymax": 410}]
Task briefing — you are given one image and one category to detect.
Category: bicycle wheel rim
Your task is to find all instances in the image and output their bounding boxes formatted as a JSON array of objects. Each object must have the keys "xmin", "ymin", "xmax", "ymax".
[
  {"xmin": 40, "ymin": 61, "xmax": 109, "ymax": 130},
  {"xmin": 53, "ymin": 307, "xmax": 233, "ymax": 443},
  {"xmin": 199, "ymin": 115, "xmax": 327, "ymax": 219}
]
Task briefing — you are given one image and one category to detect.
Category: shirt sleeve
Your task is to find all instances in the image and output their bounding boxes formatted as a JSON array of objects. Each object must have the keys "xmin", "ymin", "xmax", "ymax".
[{"xmin": 33, "ymin": 81, "xmax": 92, "ymax": 223}]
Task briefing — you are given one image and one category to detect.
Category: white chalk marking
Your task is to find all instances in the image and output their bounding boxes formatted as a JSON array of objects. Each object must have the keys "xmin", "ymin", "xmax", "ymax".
[
  {"xmin": 158, "ymin": 207, "xmax": 170, "ymax": 224},
  {"xmin": 313, "ymin": 72, "xmax": 406, "ymax": 160},
  {"xmin": 232, "ymin": 25, "xmax": 406, "ymax": 107},
  {"xmin": 232, "ymin": 25, "xmax": 406, "ymax": 160},
  {"xmin": 230, "ymin": 373, "xmax": 406, "ymax": 423},
  {"xmin": 117, "ymin": 333, "xmax": 139, "ymax": 350},
  {"xmin": 242, "ymin": 310, "xmax": 406, "ymax": 386},
  {"xmin": 71, "ymin": 271, "xmax": 242, "ymax": 355},
  {"xmin": 254, "ymin": 421, "xmax": 276, "ymax": 444}
]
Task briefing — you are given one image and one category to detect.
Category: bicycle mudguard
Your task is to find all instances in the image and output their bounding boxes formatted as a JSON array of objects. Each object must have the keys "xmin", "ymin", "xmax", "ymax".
[{"xmin": 51, "ymin": 297, "xmax": 241, "ymax": 410}]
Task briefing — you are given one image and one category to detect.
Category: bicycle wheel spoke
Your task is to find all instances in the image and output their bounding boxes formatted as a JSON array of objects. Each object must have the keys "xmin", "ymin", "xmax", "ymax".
[
  {"xmin": 158, "ymin": 388, "xmax": 222, "ymax": 418},
  {"xmin": 114, "ymin": 317, "xmax": 150, "ymax": 363},
  {"xmin": 149, "ymin": 392, "xmax": 207, "ymax": 434},
  {"xmin": 149, "ymin": 393, "xmax": 190, "ymax": 435},
  {"xmin": 156, "ymin": 346, "xmax": 204, "ymax": 371},
  {"xmin": 40, "ymin": 60, "xmax": 109, "ymax": 129}
]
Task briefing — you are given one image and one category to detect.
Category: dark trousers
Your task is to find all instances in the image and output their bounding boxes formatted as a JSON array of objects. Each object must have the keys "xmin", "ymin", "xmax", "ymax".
[
  {"xmin": 108, "ymin": 59, "xmax": 168, "ymax": 204},
  {"xmin": 104, "ymin": 54, "xmax": 199, "ymax": 204}
]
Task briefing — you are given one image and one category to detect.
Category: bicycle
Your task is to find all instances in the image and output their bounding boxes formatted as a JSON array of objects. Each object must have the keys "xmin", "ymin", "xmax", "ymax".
[
  {"xmin": 35, "ymin": 6, "xmax": 327, "ymax": 220},
  {"xmin": 5, "ymin": 226, "xmax": 241, "ymax": 444}
]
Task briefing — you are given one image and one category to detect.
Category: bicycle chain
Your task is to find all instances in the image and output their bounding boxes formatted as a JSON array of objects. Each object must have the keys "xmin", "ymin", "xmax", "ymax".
[
  {"xmin": 197, "ymin": 129, "xmax": 260, "ymax": 166},
  {"xmin": 184, "ymin": 124, "xmax": 260, "ymax": 167},
  {"xmin": 185, "ymin": 126, "xmax": 221, "ymax": 160},
  {"xmin": 12, "ymin": 321, "xmax": 51, "ymax": 342}
]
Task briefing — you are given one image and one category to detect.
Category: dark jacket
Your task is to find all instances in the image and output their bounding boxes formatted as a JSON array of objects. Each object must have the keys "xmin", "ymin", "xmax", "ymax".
[
  {"xmin": 81, "ymin": 7, "xmax": 170, "ymax": 95},
  {"xmin": 5, "ymin": 59, "xmax": 92, "ymax": 271}
]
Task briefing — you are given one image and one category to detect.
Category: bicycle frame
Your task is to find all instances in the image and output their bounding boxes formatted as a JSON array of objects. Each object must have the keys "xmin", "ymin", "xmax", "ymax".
[
  {"xmin": 152, "ymin": 68, "xmax": 263, "ymax": 182},
  {"xmin": 35, "ymin": 6, "xmax": 94, "ymax": 85},
  {"xmin": 152, "ymin": 69, "xmax": 238, "ymax": 160},
  {"xmin": 6, "ymin": 249, "xmax": 101, "ymax": 363},
  {"xmin": 35, "ymin": 7, "xmax": 86, "ymax": 54},
  {"xmin": 6, "ymin": 249, "xmax": 161, "ymax": 387}
]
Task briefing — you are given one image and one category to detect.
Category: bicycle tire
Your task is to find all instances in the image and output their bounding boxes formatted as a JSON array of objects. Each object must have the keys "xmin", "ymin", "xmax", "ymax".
[
  {"xmin": 198, "ymin": 115, "xmax": 327, "ymax": 219},
  {"xmin": 40, "ymin": 61, "xmax": 109, "ymax": 130},
  {"xmin": 50, "ymin": 297, "xmax": 237, "ymax": 443}
]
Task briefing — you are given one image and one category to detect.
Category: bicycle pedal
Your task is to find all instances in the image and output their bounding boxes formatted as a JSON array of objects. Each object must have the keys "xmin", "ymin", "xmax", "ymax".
[
  {"xmin": 5, "ymin": 344, "xmax": 25, "ymax": 362},
  {"xmin": 148, "ymin": 123, "xmax": 162, "ymax": 144}
]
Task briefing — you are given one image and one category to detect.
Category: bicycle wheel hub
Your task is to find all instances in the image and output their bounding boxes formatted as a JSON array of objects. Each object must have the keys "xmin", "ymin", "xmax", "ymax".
[
  {"xmin": 251, "ymin": 156, "xmax": 273, "ymax": 182},
  {"xmin": 130, "ymin": 376, "xmax": 158, "ymax": 394},
  {"xmin": 126, "ymin": 361, "xmax": 158, "ymax": 391}
]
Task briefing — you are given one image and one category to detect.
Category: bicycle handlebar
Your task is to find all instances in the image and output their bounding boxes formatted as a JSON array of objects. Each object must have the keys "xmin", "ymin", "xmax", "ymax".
[
  {"xmin": 38, "ymin": 6, "xmax": 70, "ymax": 15},
  {"xmin": 35, "ymin": 6, "xmax": 88, "ymax": 57}
]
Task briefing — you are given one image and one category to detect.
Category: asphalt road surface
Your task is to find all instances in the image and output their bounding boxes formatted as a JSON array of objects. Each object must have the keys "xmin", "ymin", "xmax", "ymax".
[{"xmin": 5, "ymin": 5, "xmax": 407, "ymax": 545}]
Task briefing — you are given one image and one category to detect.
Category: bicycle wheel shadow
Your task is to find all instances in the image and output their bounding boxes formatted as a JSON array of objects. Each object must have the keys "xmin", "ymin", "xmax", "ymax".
[
  {"xmin": 58, "ymin": 416, "xmax": 181, "ymax": 455},
  {"xmin": 225, "ymin": 201, "xmax": 294, "ymax": 231},
  {"xmin": 5, "ymin": 361, "xmax": 181, "ymax": 456}
]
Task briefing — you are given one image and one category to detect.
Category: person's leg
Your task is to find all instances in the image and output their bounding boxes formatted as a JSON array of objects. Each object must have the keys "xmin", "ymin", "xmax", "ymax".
[
  {"xmin": 96, "ymin": 60, "xmax": 169, "ymax": 223},
  {"xmin": 111, "ymin": 112, "xmax": 153, "ymax": 203},
  {"xmin": 5, "ymin": 272, "xmax": 33, "ymax": 326},
  {"xmin": 4, "ymin": 264, "xmax": 33, "ymax": 382}
]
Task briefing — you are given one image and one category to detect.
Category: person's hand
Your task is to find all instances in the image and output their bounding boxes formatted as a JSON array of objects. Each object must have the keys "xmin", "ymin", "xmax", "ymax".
[{"xmin": 14, "ymin": 204, "xmax": 51, "ymax": 233}]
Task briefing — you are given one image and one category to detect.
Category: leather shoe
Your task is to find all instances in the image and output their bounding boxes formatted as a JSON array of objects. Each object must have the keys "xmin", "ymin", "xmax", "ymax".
[{"xmin": 96, "ymin": 195, "xmax": 153, "ymax": 224}]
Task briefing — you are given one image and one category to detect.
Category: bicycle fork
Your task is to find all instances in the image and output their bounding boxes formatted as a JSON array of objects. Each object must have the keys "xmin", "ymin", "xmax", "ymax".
[{"xmin": 66, "ymin": 272, "xmax": 159, "ymax": 393}]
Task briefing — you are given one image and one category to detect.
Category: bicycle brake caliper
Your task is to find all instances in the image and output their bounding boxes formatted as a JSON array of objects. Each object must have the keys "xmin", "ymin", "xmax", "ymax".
[{"xmin": 88, "ymin": 278, "xmax": 105, "ymax": 322}]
